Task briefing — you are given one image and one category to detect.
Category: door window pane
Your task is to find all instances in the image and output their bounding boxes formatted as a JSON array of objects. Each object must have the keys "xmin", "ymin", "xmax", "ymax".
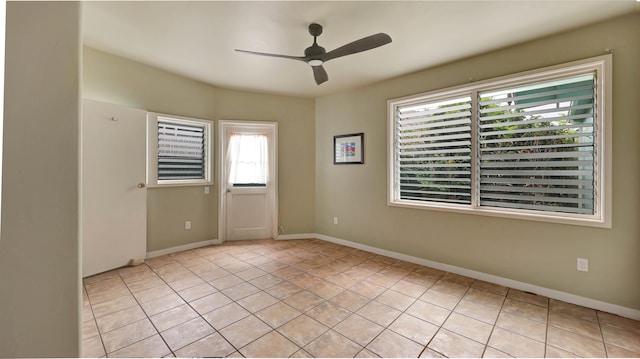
[{"xmin": 227, "ymin": 133, "xmax": 269, "ymax": 185}]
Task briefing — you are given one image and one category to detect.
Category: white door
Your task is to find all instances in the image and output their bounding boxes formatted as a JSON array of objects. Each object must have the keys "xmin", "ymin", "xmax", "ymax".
[
  {"xmin": 82, "ymin": 99, "xmax": 147, "ymax": 277},
  {"xmin": 219, "ymin": 121, "xmax": 277, "ymax": 241}
]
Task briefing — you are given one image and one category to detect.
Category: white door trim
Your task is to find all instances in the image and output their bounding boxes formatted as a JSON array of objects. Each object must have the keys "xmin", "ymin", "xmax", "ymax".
[{"xmin": 218, "ymin": 120, "xmax": 278, "ymax": 242}]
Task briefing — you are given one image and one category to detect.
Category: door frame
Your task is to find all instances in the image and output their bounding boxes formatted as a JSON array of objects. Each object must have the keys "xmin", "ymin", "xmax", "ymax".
[{"xmin": 218, "ymin": 120, "xmax": 278, "ymax": 242}]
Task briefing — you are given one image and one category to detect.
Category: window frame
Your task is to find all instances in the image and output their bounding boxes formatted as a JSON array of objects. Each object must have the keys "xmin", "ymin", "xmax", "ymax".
[
  {"xmin": 147, "ymin": 112, "xmax": 213, "ymax": 188},
  {"xmin": 387, "ymin": 55, "xmax": 612, "ymax": 228}
]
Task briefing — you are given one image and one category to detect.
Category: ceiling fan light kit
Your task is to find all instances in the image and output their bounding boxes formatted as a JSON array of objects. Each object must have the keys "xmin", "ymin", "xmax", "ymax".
[{"xmin": 235, "ymin": 23, "xmax": 392, "ymax": 85}]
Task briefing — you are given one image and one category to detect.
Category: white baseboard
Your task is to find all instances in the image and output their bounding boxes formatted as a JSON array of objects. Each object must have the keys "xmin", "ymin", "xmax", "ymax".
[
  {"xmin": 276, "ymin": 233, "xmax": 317, "ymax": 240},
  {"xmin": 146, "ymin": 239, "xmax": 222, "ymax": 258},
  {"xmin": 313, "ymin": 233, "xmax": 640, "ymax": 321}
]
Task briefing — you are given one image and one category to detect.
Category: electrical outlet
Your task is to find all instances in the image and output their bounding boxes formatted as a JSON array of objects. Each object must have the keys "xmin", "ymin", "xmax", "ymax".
[
  {"xmin": 204, "ymin": 187, "xmax": 210, "ymax": 194},
  {"xmin": 333, "ymin": 216, "xmax": 338, "ymax": 225},
  {"xmin": 185, "ymin": 221, "xmax": 191, "ymax": 230},
  {"xmin": 577, "ymin": 257, "xmax": 589, "ymax": 272}
]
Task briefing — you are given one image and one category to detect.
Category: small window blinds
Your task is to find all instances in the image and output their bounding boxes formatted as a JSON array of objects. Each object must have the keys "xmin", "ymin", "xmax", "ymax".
[{"xmin": 157, "ymin": 120, "xmax": 206, "ymax": 180}]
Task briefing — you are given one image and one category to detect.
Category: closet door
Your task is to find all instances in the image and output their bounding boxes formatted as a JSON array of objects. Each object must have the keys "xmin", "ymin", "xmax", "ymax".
[{"xmin": 82, "ymin": 99, "xmax": 147, "ymax": 277}]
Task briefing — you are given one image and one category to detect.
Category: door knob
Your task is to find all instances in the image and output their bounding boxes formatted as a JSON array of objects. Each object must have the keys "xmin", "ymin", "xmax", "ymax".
[
  {"xmin": 137, "ymin": 183, "xmax": 146, "ymax": 189},
  {"xmin": 226, "ymin": 188, "xmax": 232, "ymax": 193}
]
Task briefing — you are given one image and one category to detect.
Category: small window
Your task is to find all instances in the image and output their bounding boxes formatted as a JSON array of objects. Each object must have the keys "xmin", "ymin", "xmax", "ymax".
[
  {"xmin": 147, "ymin": 113, "xmax": 212, "ymax": 187},
  {"xmin": 388, "ymin": 55, "xmax": 611, "ymax": 227}
]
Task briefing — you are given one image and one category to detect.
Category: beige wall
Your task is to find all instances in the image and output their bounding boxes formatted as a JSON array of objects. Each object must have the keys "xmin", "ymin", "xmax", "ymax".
[
  {"xmin": 213, "ymin": 89, "xmax": 316, "ymax": 235},
  {"xmin": 315, "ymin": 13, "xmax": 640, "ymax": 310},
  {"xmin": 83, "ymin": 48, "xmax": 315, "ymax": 251},
  {"xmin": 0, "ymin": 2, "xmax": 81, "ymax": 356}
]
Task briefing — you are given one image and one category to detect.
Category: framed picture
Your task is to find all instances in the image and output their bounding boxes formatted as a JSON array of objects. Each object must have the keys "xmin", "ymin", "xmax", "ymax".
[{"xmin": 334, "ymin": 133, "xmax": 364, "ymax": 164}]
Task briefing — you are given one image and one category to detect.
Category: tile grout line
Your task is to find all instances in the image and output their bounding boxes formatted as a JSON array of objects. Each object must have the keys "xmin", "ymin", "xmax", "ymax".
[
  {"xmin": 159, "ymin": 254, "xmax": 246, "ymax": 357},
  {"xmin": 86, "ymin": 269, "xmax": 162, "ymax": 357},
  {"xmin": 410, "ymin": 280, "xmax": 440, "ymax": 358},
  {"xmin": 544, "ymin": 293, "xmax": 551, "ymax": 358},
  {"xmin": 133, "ymin": 257, "xmax": 240, "ymax": 356},
  {"xmin": 423, "ymin": 277, "xmax": 474, "ymax": 358},
  {"xmin": 316, "ymin": 255, "xmax": 416, "ymax": 356},
  {"xmin": 186, "ymin": 245, "xmax": 315, "ymax": 356},
  {"xmin": 369, "ymin": 271, "xmax": 437, "ymax": 358},
  {"xmin": 246, "ymin": 242, "xmax": 360, "ymax": 356},
  {"xmin": 283, "ymin": 248, "xmax": 403, "ymax": 356},
  {"xmin": 384, "ymin": 271, "xmax": 438, "ymax": 356},
  {"xmin": 282, "ymin": 252, "xmax": 373, "ymax": 356},
  {"xmin": 478, "ymin": 285, "xmax": 508, "ymax": 358},
  {"xmin": 117, "ymin": 264, "xmax": 177, "ymax": 358},
  {"xmin": 81, "ymin": 281, "xmax": 109, "ymax": 358},
  {"xmin": 327, "ymin": 277, "xmax": 398, "ymax": 355},
  {"xmin": 205, "ymin": 247, "xmax": 285, "ymax": 356},
  {"xmin": 546, "ymin": 299, "xmax": 610, "ymax": 357},
  {"xmin": 596, "ymin": 311, "xmax": 609, "ymax": 358},
  {"xmin": 170, "ymin": 247, "xmax": 288, "ymax": 354},
  {"xmin": 225, "ymin": 251, "xmax": 315, "ymax": 356},
  {"xmin": 423, "ymin": 279, "xmax": 551, "ymax": 357}
]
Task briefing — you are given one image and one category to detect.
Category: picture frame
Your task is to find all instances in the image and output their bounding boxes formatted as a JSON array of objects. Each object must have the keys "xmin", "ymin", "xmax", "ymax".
[{"xmin": 334, "ymin": 132, "xmax": 364, "ymax": 165}]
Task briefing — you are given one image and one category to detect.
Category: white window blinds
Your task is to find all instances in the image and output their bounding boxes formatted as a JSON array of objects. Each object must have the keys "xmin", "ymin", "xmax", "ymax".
[
  {"xmin": 478, "ymin": 74, "xmax": 596, "ymax": 214},
  {"xmin": 389, "ymin": 56, "xmax": 610, "ymax": 226},
  {"xmin": 395, "ymin": 96, "xmax": 473, "ymax": 204},
  {"xmin": 157, "ymin": 120, "xmax": 206, "ymax": 180}
]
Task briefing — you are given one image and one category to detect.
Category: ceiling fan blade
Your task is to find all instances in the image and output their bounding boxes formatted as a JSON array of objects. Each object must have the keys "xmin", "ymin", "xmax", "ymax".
[
  {"xmin": 312, "ymin": 65, "xmax": 328, "ymax": 85},
  {"xmin": 235, "ymin": 49, "xmax": 307, "ymax": 62},
  {"xmin": 320, "ymin": 33, "xmax": 392, "ymax": 62}
]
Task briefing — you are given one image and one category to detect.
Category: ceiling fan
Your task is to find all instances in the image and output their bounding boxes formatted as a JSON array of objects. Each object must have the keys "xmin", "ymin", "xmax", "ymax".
[{"xmin": 235, "ymin": 23, "xmax": 392, "ymax": 85}]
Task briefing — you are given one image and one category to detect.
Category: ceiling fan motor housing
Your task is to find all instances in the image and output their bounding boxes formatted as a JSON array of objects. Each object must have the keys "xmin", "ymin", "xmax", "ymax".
[{"xmin": 305, "ymin": 44, "xmax": 326, "ymax": 57}]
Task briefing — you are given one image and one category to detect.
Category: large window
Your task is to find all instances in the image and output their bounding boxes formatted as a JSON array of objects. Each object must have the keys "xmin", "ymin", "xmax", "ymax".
[
  {"xmin": 388, "ymin": 56, "xmax": 611, "ymax": 227},
  {"xmin": 147, "ymin": 113, "xmax": 213, "ymax": 187}
]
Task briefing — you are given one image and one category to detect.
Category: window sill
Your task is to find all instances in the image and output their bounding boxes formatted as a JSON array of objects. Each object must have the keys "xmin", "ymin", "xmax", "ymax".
[
  {"xmin": 388, "ymin": 200, "xmax": 610, "ymax": 228},
  {"xmin": 148, "ymin": 180, "xmax": 213, "ymax": 188}
]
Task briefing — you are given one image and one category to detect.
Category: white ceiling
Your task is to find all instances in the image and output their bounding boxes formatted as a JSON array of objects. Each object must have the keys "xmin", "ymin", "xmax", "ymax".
[{"xmin": 82, "ymin": 1, "xmax": 638, "ymax": 98}]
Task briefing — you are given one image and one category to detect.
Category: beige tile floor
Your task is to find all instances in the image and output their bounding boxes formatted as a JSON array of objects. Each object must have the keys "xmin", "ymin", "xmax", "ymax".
[{"xmin": 82, "ymin": 238, "xmax": 640, "ymax": 358}]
